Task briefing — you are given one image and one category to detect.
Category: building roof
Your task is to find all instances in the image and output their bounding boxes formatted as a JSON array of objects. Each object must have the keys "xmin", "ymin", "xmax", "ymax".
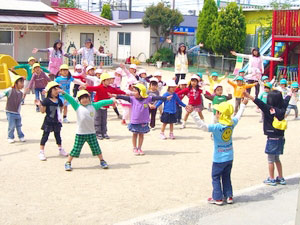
[
  {"xmin": 242, "ymin": 5, "xmax": 300, "ymax": 11},
  {"xmin": 0, "ymin": 0, "xmax": 57, "ymax": 14},
  {"xmin": 0, "ymin": 15, "xmax": 55, "ymax": 24},
  {"xmin": 116, "ymin": 18, "xmax": 143, "ymax": 24},
  {"xmin": 45, "ymin": 8, "xmax": 121, "ymax": 26}
]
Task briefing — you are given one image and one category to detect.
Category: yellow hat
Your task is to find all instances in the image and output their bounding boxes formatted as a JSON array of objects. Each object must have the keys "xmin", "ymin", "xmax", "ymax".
[
  {"xmin": 134, "ymin": 83, "xmax": 148, "ymax": 98},
  {"xmin": 100, "ymin": 73, "xmax": 112, "ymax": 82},
  {"xmin": 213, "ymin": 102, "xmax": 234, "ymax": 126},
  {"xmin": 77, "ymin": 90, "xmax": 90, "ymax": 99},
  {"xmin": 28, "ymin": 56, "xmax": 36, "ymax": 62},
  {"xmin": 45, "ymin": 81, "xmax": 60, "ymax": 92},
  {"xmin": 60, "ymin": 64, "xmax": 69, "ymax": 70},
  {"xmin": 11, "ymin": 75, "xmax": 24, "ymax": 87},
  {"xmin": 32, "ymin": 63, "xmax": 40, "ymax": 70}
]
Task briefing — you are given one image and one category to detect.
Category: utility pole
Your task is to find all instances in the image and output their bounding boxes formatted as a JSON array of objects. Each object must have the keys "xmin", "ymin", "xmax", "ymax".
[
  {"xmin": 172, "ymin": 0, "xmax": 175, "ymax": 10},
  {"xmin": 128, "ymin": 0, "xmax": 132, "ymax": 18}
]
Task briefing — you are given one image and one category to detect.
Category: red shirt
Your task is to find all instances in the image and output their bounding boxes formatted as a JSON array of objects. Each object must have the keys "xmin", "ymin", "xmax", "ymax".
[
  {"xmin": 73, "ymin": 75, "xmax": 86, "ymax": 83},
  {"xmin": 175, "ymin": 87, "xmax": 185, "ymax": 100},
  {"xmin": 177, "ymin": 87, "xmax": 210, "ymax": 106},
  {"xmin": 86, "ymin": 84, "xmax": 125, "ymax": 108}
]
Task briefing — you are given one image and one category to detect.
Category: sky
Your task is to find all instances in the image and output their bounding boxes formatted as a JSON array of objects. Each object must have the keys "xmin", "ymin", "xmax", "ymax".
[{"xmin": 78, "ymin": 0, "xmax": 300, "ymax": 15}]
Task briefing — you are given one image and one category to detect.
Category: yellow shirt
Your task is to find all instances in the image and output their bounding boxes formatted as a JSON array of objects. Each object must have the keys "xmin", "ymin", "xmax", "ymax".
[
  {"xmin": 228, "ymin": 80, "xmax": 257, "ymax": 98},
  {"xmin": 208, "ymin": 76, "xmax": 226, "ymax": 93}
]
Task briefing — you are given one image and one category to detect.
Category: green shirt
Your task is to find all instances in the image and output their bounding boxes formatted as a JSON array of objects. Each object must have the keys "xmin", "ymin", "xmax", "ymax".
[
  {"xmin": 259, "ymin": 91, "xmax": 269, "ymax": 104},
  {"xmin": 212, "ymin": 95, "xmax": 228, "ymax": 115},
  {"xmin": 14, "ymin": 64, "xmax": 49, "ymax": 81}
]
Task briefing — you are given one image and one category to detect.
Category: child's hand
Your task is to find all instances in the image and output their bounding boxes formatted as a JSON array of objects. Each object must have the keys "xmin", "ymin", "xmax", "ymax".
[
  {"xmin": 199, "ymin": 43, "xmax": 204, "ymax": 47},
  {"xmin": 72, "ymin": 49, "xmax": 77, "ymax": 55},
  {"xmin": 185, "ymin": 105, "xmax": 193, "ymax": 113},
  {"xmin": 167, "ymin": 95, "xmax": 173, "ymax": 101},
  {"xmin": 79, "ymin": 85, "xmax": 86, "ymax": 90},
  {"xmin": 149, "ymin": 104, "xmax": 156, "ymax": 109},
  {"xmin": 32, "ymin": 48, "xmax": 38, "ymax": 54},
  {"xmin": 243, "ymin": 91, "xmax": 250, "ymax": 98},
  {"xmin": 230, "ymin": 50, "xmax": 237, "ymax": 56},
  {"xmin": 242, "ymin": 98, "xmax": 248, "ymax": 105},
  {"xmin": 108, "ymin": 93, "xmax": 117, "ymax": 98},
  {"xmin": 57, "ymin": 89, "xmax": 65, "ymax": 95}
]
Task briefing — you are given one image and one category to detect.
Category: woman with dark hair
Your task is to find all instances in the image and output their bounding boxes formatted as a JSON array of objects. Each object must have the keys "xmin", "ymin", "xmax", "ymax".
[
  {"xmin": 244, "ymin": 90, "xmax": 291, "ymax": 186},
  {"xmin": 74, "ymin": 39, "xmax": 111, "ymax": 66},
  {"xmin": 32, "ymin": 40, "xmax": 71, "ymax": 81},
  {"xmin": 231, "ymin": 48, "xmax": 282, "ymax": 98}
]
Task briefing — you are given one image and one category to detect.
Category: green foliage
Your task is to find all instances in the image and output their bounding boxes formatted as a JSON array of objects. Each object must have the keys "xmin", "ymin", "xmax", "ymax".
[
  {"xmin": 209, "ymin": 2, "xmax": 246, "ymax": 56},
  {"xmin": 59, "ymin": 0, "xmax": 78, "ymax": 8},
  {"xmin": 270, "ymin": 0, "xmax": 292, "ymax": 9},
  {"xmin": 152, "ymin": 48, "xmax": 174, "ymax": 64},
  {"xmin": 196, "ymin": 0, "xmax": 218, "ymax": 52},
  {"xmin": 101, "ymin": 4, "xmax": 112, "ymax": 20},
  {"xmin": 143, "ymin": 2, "xmax": 183, "ymax": 50}
]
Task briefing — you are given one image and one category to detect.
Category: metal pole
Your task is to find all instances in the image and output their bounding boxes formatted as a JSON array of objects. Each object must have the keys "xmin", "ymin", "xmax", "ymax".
[
  {"xmin": 128, "ymin": 0, "xmax": 132, "ymax": 18},
  {"xmin": 296, "ymin": 180, "xmax": 300, "ymax": 225},
  {"xmin": 88, "ymin": 0, "xmax": 90, "ymax": 12},
  {"xmin": 173, "ymin": 0, "xmax": 175, "ymax": 10}
]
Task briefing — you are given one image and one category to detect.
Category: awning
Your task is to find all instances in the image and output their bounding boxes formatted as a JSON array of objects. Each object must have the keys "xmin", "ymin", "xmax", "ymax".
[{"xmin": 0, "ymin": 15, "xmax": 55, "ymax": 24}]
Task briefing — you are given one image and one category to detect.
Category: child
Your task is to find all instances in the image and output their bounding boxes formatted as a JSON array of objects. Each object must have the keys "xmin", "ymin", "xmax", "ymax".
[
  {"xmin": 208, "ymin": 72, "xmax": 226, "ymax": 111},
  {"xmin": 120, "ymin": 79, "xmax": 136, "ymax": 125},
  {"xmin": 231, "ymin": 48, "xmax": 282, "ymax": 98},
  {"xmin": 13, "ymin": 57, "xmax": 49, "ymax": 95},
  {"xmin": 55, "ymin": 64, "xmax": 85, "ymax": 123},
  {"xmin": 191, "ymin": 100, "xmax": 248, "ymax": 205},
  {"xmin": 136, "ymin": 69, "xmax": 151, "ymax": 87},
  {"xmin": 84, "ymin": 73, "xmax": 126, "ymax": 139},
  {"xmin": 0, "ymin": 75, "xmax": 26, "ymax": 143},
  {"xmin": 38, "ymin": 81, "xmax": 68, "ymax": 161},
  {"xmin": 228, "ymin": 76, "xmax": 257, "ymax": 114},
  {"xmin": 244, "ymin": 90, "xmax": 290, "ymax": 186},
  {"xmin": 26, "ymin": 63, "xmax": 51, "ymax": 112},
  {"xmin": 72, "ymin": 64, "xmax": 85, "ymax": 98},
  {"xmin": 175, "ymin": 79, "xmax": 188, "ymax": 124},
  {"xmin": 115, "ymin": 84, "xmax": 169, "ymax": 155},
  {"xmin": 156, "ymin": 80, "xmax": 190, "ymax": 139},
  {"xmin": 62, "ymin": 90, "xmax": 114, "ymax": 171},
  {"xmin": 277, "ymin": 79, "xmax": 289, "ymax": 99},
  {"xmin": 120, "ymin": 63, "xmax": 138, "ymax": 82},
  {"xmin": 258, "ymin": 82, "xmax": 273, "ymax": 122},
  {"xmin": 112, "ymin": 67, "xmax": 124, "ymax": 89},
  {"xmin": 153, "ymin": 71, "xmax": 166, "ymax": 115},
  {"xmin": 177, "ymin": 75, "xmax": 211, "ymax": 128},
  {"xmin": 205, "ymin": 85, "xmax": 232, "ymax": 124},
  {"xmin": 233, "ymin": 69, "xmax": 245, "ymax": 81},
  {"xmin": 147, "ymin": 78, "xmax": 160, "ymax": 130},
  {"xmin": 285, "ymin": 82, "xmax": 300, "ymax": 119},
  {"xmin": 74, "ymin": 39, "xmax": 110, "ymax": 66}
]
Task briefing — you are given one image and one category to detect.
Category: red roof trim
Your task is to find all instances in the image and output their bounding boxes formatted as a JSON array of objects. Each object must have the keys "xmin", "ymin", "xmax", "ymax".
[{"xmin": 45, "ymin": 8, "xmax": 120, "ymax": 26}]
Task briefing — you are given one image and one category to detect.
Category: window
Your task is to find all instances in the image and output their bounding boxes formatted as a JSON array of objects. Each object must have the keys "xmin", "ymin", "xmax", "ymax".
[
  {"xmin": 118, "ymin": 32, "xmax": 131, "ymax": 46},
  {"xmin": 80, "ymin": 33, "xmax": 94, "ymax": 48},
  {"xmin": 0, "ymin": 31, "xmax": 13, "ymax": 44}
]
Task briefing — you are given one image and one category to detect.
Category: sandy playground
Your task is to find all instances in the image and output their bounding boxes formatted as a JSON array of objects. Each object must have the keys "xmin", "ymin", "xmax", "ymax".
[{"xmin": 0, "ymin": 65, "xmax": 299, "ymax": 225}]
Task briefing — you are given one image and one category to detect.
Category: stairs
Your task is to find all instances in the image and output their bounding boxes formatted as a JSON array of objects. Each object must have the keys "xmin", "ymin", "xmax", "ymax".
[{"xmin": 0, "ymin": 63, "xmax": 11, "ymax": 89}]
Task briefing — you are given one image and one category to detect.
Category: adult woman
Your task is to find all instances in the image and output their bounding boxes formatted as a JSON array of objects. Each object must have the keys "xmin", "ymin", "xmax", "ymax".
[{"xmin": 32, "ymin": 40, "xmax": 71, "ymax": 81}]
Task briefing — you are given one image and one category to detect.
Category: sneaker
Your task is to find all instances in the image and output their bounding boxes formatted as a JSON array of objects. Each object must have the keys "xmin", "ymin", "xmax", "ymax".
[
  {"xmin": 59, "ymin": 148, "xmax": 68, "ymax": 157},
  {"xmin": 97, "ymin": 134, "xmax": 103, "ymax": 140},
  {"xmin": 133, "ymin": 147, "xmax": 139, "ymax": 156},
  {"xmin": 294, "ymin": 117, "xmax": 300, "ymax": 120},
  {"xmin": 207, "ymin": 197, "xmax": 223, "ymax": 205},
  {"xmin": 160, "ymin": 133, "xmax": 167, "ymax": 140},
  {"xmin": 19, "ymin": 137, "xmax": 26, "ymax": 142},
  {"xmin": 7, "ymin": 139, "xmax": 15, "ymax": 144},
  {"xmin": 121, "ymin": 119, "xmax": 127, "ymax": 125},
  {"xmin": 100, "ymin": 160, "xmax": 109, "ymax": 169},
  {"xmin": 151, "ymin": 127, "xmax": 155, "ymax": 131},
  {"xmin": 39, "ymin": 151, "xmax": 47, "ymax": 161},
  {"xmin": 65, "ymin": 162, "xmax": 72, "ymax": 171},
  {"xmin": 36, "ymin": 107, "xmax": 40, "ymax": 112},
  {"xmin": 226, "ymin": 197, "xmax": 233, "ymax": 204},
  {"xmin": 169, "ymin": 133, "xmax": 175, "ymax": 139},
  {"xmin": 263, "ymin": 177, "xmax": 277, "ymax": 186},
  {"xmin": 63, "ymin": 118, "xmax": 70, "ymax": 123},
  {"xmin": 180, "ymin": 123, "xmax": 186, "ymax": 129},
  {"xmin": 138, "ymin": 148, "xmax": 145, "ymax": 155},
  {"xmin": 276, "ymin": 177, "xmax": 286, "ymax": 185},
  {"xmin": 102, "ymin": 134, "xmax": 110, "ymax": 139},
  {"xmin": 118, "ymin": 115, "xmax": 123, "ymax": 119},
  {"xmin": 259, "ymin": 119, "xmax": 263, "ymax": 123}
]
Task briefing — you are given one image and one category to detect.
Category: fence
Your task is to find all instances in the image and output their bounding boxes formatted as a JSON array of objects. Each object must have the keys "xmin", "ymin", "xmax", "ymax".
[
  {"xmin": 276, "ymin": 65, "xmax": 299, "ymax": 83},
  {"xmin": 67, "ymin": 55, "xmax": 113, "ymax": 67}
]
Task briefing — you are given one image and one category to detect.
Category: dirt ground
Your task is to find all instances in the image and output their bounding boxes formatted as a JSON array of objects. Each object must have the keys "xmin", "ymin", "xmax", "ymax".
[{"xmin": 0, "ymin": 65, "xmax": 299, "ymax": 225}]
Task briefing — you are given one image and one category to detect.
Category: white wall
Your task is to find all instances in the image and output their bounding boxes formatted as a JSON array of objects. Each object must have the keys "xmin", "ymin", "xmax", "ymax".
[{"xmin": 110, "ymin": 24, "xmax": 151, "ymax": 62}]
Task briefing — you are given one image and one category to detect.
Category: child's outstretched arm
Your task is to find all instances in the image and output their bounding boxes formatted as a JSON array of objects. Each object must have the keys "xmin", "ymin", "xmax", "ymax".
[
  {"xmin": 93, "ymin": 99, "xmax": 114, "ymax": 110},
  {"xmin": 0, "ymin": 88, "xmax": 11, "ymax": 99},
  {"xmin": 61, "ymin": 91, "xmax": 80, "ymax": 111},
  {"xmin": 116, "ymin": 95, "xmax": 131, "ymax": 102},
  {"xmin": 191, "ymin": 111, "xmax": 209, "ymax": 131}
]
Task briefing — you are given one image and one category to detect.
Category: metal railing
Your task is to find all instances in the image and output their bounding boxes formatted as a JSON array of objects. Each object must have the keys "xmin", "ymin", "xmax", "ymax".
[{"xmin": 67, "ymin": 55, "xmax": 113, "ymax": 67}]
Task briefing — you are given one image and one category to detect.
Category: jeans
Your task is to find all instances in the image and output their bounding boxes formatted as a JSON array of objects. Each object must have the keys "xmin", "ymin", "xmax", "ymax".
[
  {"xmin": 176, "ymin": 104, "xmax": 182, "ymax": 122},
  {"xmin": 286, "ymin": 104, "xmax": 298, "ymax": 117},
  {"xmin": 6, "ymin": 112, "xmax": 24, "ymax": 139},
  {"xmin": 175, "ymin": 74, "xmax": 186, "ymax": 84},
  {"xmin": 212, "ymin": 160, "xmax": 233, "ymax": 200},
  {"xmin": 35, "ymin": 88, "xmax": 45, "ymax": 101}
]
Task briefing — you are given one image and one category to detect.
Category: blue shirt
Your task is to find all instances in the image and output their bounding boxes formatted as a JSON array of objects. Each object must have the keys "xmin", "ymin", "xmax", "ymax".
[
  {"xmin": 155, "ymin": 92, "xmax": 186, "ymax": 114},
  {"xmin": 208, "ymin": 118, "xmax": 238, "ymax": 163},
  {"xmin": 55, "ymin": 76, "xmax": 74, "ymax": 94}
]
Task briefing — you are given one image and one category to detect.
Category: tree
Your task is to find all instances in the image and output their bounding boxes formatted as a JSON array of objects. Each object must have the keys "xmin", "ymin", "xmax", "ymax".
[
  {"xmin": 270, "ymin": 0, "xmax": 292, "ymax": 9},
  {"xmin": 209, "ymin": 2, "xmax": 246, "ymax": 56},
  {"xmin": 196, "ymin": 0, "xmax": 218, "ymax": 52},
  {"xmin": 101, "ymin": 4, "xmax": 112, "ymax": 20},
  {"xmin": 59, "ymin": 0, "xmax": 78, "ymax": 8},
  {"xmin": 143, "ymin": 2, "xmax": 184, "ymax": 50}
]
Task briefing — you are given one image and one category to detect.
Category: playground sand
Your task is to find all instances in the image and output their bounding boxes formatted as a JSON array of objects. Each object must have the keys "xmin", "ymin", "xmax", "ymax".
[{"xmin": 0, "ymin": 66, "xmax": 299, "ymax": 225}]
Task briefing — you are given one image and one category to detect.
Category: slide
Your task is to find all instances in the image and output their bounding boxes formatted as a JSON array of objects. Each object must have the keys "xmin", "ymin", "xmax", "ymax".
[
  {"xmin": 242, "ymin": 37, "xmax": 284, "ymax": 73},
  {"xmin": 0, "ymin": 54, "xmax": 27, "ymax": 89}
]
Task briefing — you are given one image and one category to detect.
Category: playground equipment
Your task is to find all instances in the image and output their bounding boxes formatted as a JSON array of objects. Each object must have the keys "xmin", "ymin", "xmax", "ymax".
[
  {"xmin": 0, "ymin": 54, "xmax": 27, "ymax": 89},
  {"xmin": 276, "ymin": 65, "xmax": 299, "ymax": 83}
]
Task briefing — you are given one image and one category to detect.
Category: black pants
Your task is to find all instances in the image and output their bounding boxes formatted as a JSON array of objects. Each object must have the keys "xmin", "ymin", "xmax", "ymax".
[
  {"xmin": 40, "ymin": 131, "xmax": 62, "ymax": 146},
  {"xmin": 247, "ymin": 80, "xmax": 260, "ymax": 98},
  {"xmin": 175, "ymin": 73, "xmax": 186, "ymax": 84},
  {"xmin": 149, "ymin": 108, "xmax": 157, "ymax": 128},
  {"xmin": 73, "ymin": 84, "xmax": 80, "ymax": 98},
  {"xmin": 176, "ymin": 104, "xmax": 182, "ymax": 122}
]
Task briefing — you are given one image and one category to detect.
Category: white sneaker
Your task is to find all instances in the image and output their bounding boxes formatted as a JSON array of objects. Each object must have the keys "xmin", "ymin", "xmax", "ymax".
[
  {"xmin": 63, "ymin": 118, "xmax": 70, "ymax": 123},
  {"xmin": 180, "ymin": 123, "xmax": 186, "ymax": 129},
  {"xmin": 151, "ymin": 127, "xmax": 156, "ymax": 131},
  {"xmin": 7, "ymin": 139, "xmax": 15, "ymax": 144},
  {"xmin": 19, "ymin": 137, "xmax": 26, "ymax": 142},
  {"xmin": 39, "ymin": 151, "xmax": 47, "ymax": 161},
  {"xmin": 59, "ymin": 148, "xmax": 68, "ymax": 157}
]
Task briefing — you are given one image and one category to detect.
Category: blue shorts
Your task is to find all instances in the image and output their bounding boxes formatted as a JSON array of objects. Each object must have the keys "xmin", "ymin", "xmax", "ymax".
[
  {"xmin": 128, "ymin": 123, "xmax": 150, "ymax": 134},
  {"xmin": 265, "ymin": 137, "xmax": 285, "ymax": 155}
]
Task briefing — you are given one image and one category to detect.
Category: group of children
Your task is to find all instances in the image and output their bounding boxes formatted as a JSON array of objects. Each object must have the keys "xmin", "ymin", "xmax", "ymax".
[{"xmin": 1, "ymin": 56, "xmax": 298, "ymax": 206}]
